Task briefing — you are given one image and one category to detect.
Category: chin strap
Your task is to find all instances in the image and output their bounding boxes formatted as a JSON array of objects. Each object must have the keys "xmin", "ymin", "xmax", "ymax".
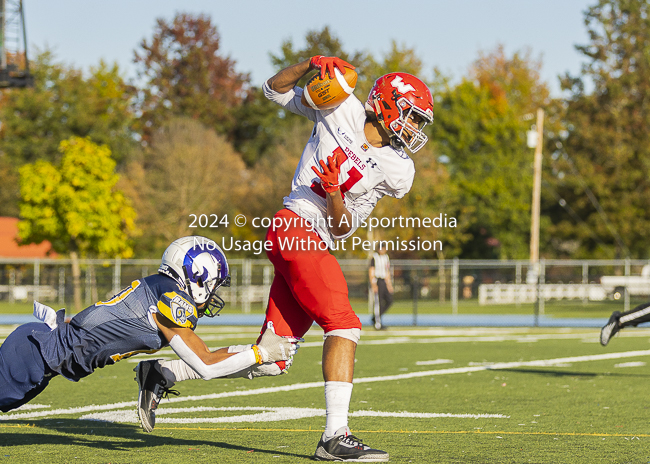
[{"xmin": 371, "ymin": 97, "xmax": 399, "ymax": 146}]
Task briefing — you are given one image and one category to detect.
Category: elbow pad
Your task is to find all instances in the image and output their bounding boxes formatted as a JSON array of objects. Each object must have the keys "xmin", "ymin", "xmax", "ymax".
[{"xmin": 168, "ymin": 335, "xmax": 258, "ymax": 380}]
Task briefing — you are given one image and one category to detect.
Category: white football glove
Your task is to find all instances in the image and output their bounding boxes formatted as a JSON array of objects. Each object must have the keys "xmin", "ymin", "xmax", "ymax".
[
  {"xmin": 256, "ymin": 322, "xmax": 302, "ymax": 363},
  {"xmin": 33, "ymin": 301, "xmax": 58, "ymax": 330}
]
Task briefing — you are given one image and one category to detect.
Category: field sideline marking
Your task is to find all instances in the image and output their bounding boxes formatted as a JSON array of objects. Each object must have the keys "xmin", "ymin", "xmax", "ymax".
[
  {"xmin": 0, "ymin": 423, "xmax": 647, "ymax": 439},
  {"xmin": 2, "ymin": 349, "xmax": 649, "ymax": 421}
]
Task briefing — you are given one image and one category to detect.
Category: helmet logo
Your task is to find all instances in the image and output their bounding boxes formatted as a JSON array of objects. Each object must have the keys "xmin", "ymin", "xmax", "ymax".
[{"xmin": 390, "ymin": 76, "xmax": 415, "ymax": 94}]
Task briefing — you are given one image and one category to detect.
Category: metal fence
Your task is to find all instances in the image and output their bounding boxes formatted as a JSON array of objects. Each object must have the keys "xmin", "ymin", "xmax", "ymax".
[{"xmin": 1, "ymin": 257, "xmax": 647, "ymax": 324}]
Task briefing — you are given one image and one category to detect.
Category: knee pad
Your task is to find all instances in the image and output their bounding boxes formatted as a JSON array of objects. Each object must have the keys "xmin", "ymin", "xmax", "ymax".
[{"xmin": 323, "ymin": 328, "xmax": 361, "ymax": 344}]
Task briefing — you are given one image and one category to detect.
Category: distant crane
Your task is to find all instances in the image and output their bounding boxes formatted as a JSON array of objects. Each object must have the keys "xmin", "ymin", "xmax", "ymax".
[{"xmin": 0, "ymin": 0, "xmax": 31, "ymax": 88}]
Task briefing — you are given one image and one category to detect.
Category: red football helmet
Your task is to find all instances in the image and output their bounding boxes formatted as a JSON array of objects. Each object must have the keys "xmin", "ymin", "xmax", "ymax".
[{"xmin": 366, "ymin": 73, "xmax": 434, "ymax": 153}]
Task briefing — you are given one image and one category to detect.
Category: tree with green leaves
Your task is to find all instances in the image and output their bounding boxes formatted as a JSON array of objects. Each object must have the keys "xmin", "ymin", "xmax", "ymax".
[
  {"xmin": 18, "ymin": 137, "xmax": 138, "ymax": 310},
  {"xmin": 0, "ymin": 51, "xmax": 136, "ymax": 216},
  {"xmin": 547, "ymin": 0, "xmax": 650, "ymax": 258},
  {"xmin": 431, "ymin": 47, "xmax": 550, "ymax": 259},
  {"xmin": 0, "ymin": 51, "xmax": 136, "ymax": 165}
]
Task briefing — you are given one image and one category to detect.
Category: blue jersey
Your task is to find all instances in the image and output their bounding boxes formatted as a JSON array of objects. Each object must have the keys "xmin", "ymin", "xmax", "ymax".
[{"xmin": 31, "ymin": 274, "xmax": 199, "ymax": 381}]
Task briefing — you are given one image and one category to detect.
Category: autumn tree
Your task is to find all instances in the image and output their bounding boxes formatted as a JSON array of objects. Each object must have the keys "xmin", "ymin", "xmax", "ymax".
[
  {"xmin": 121, "ymin": 118, "xmax": 248, "ymax": 256},
  {"xmin": 18, "ymin": 137, "xmax": 138, "ymax": 310},
  {"xmin": 133, "ymin": 13, "xmax": 250, "ymax": 143},
  {"xmin": 547, "ymin": 0, "xmax": 650, "ymax": 258}
]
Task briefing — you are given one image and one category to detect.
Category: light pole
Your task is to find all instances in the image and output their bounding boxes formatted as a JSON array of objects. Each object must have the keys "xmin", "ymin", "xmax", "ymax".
[{"xmin": 528, "ymin": 108, "xmax": 544, "ymax": 272}]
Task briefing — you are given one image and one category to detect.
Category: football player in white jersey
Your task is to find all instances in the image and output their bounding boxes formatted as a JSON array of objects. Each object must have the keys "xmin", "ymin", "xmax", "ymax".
[{"xmin": 258, "ymin": 55, "xmax": 434, "ymax": 462}]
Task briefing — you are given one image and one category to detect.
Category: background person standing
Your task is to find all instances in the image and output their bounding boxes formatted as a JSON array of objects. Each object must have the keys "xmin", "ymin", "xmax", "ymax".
[{"xmin": 369, "ymin": 244, "xmax": 394, "ymax": 330}]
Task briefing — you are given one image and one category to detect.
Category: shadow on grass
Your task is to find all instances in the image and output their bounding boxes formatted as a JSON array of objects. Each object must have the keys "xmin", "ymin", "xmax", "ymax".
[
  {"xmin": 500, "ymin": 368, "xmax": 650, "ymax": 378},
  {"xmin": 1, "ymin": 419, "xmax": 312, "ymax": 459}
]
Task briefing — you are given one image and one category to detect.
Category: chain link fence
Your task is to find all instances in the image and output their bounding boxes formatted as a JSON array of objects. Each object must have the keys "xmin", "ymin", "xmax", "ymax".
[{"xmin": 1, "ymin": 258, "xmax": 646, "ymax": 326}]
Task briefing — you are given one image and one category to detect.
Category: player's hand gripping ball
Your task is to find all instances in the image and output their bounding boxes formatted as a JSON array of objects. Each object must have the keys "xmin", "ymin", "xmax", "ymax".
[{"xmin": 301, "ymin": 56, "xmax": 357, "ymax": 111}]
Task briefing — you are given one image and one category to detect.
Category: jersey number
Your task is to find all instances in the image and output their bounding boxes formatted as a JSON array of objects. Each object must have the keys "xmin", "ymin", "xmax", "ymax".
[{"xmin": 311, "ymin": 147, "xmax": 363, "ymax": 199}]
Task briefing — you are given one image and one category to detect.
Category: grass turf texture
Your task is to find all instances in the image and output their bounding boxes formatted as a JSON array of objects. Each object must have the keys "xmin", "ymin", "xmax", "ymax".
[{"xmin": 2, "ymin": 325, "xmax": 650, "ymax": 462}]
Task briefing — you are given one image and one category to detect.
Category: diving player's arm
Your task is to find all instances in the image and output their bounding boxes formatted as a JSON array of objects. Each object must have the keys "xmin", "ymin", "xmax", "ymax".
[
  {"xmin": 153, "ymin": 313, "xmax": 298, "ymax": 380},
  {"xmin": 153, "ymin": 312, "xmax": 235, "ymax": 365}
]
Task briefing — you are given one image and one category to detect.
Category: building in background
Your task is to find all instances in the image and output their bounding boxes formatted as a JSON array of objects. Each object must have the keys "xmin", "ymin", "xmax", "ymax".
[{"xmin": 0, "ymin": 217, "xmax": 55, "ymax": 258}]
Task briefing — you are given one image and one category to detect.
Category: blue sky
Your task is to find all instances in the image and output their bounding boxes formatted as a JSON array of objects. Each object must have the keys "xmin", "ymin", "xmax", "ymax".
[{"xmin": 25, "ymin": 0, "xmax": 594, "ymax": 95}]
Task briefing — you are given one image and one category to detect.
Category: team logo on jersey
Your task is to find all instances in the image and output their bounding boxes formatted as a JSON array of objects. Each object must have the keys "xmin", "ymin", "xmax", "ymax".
[
  {"xmin": 336, "ymin": 127, "xmax": 354, "ymax": 146},
  {"xmin": 391, "ymin": 76, "xmax": 415, "ymax": 94},
  {"xmin": 171, "ymin": 295, "xmax": 195, "ymax": 325},
  {"xmin": 366, "ymin": 157, "xmax": 377, "ymax": 168},
  {"xmin": 361, "ymin": 143, "xmax": 369, "ymax": 152}
]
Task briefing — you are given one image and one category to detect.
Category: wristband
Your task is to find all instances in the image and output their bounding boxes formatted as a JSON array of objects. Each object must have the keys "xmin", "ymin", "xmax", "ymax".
[
  {"xmin": 252, "ymin": 345, "xmax": 264, "ymax": 364},
  {"xmin": 309, "ymin": 55, "xmax": 324, "ymax": 70},
  {"xmin": 322, "ymin": 182, "xmax": 340, "ymax": 193}
]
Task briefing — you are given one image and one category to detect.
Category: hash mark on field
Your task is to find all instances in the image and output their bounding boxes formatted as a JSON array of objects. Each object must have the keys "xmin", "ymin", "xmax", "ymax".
[
  {"xmin": 415, "ymin": 359, "xmax": 454, "ymax": 366},
  {"xmin": 614, "ymin": 361, "xmax": 646, "ymax": 368}
]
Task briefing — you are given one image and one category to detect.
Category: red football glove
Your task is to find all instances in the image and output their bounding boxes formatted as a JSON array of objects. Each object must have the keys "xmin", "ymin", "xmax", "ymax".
[
  {"xmin": 309, "ymin": 55, "xmax": 355, "ymax": 80},
  {"xmin": 311, "ymin": 155, "xmax": 342, "ymax": 193}
]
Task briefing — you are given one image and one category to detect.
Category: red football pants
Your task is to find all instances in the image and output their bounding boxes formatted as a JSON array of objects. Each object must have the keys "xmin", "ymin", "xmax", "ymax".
[{"xmin": 260, "ymin": 209, "xmax": 361, "ymax": 345}]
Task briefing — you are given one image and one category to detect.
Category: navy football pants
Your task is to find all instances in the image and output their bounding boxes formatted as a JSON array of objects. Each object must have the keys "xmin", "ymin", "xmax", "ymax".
[{"xmin": 0, "ymin": 322, "xmax": 56, "ymax": 412}]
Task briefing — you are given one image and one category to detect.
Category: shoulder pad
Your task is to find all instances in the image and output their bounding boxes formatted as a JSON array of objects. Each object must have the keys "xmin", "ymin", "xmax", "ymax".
[{"xmin": 157, "ymin": 291, "xmax": 198, "ymax": 329}]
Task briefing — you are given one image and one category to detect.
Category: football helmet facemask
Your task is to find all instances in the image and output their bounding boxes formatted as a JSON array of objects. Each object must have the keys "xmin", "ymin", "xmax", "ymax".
[
  {"xmin": 158, "ymin": 236, "xmax": 231, "ymax": 317},
  {"xmin": 366, "ymin": 72, "xmax": 434, "ymax": 153}
]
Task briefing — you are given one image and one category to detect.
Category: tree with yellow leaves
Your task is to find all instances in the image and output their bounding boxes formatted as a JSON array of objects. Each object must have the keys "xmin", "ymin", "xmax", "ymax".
[{"xmin": 18, "ymin": 136, "xmax": 138, "ymax": 310}]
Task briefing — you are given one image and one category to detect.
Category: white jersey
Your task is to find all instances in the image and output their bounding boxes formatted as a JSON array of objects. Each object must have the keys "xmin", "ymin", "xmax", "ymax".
[
  {"xmin": 263, "ymin": 81, "xmax": 415, "ymax": 246},
  {"xmin": 371, "ymin": 253, "xmax": 391, "ymax": 279}
]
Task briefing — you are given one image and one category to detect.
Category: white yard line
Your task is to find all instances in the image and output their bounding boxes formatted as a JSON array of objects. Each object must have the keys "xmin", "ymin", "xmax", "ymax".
[
  {"xmin": 3, "ymin": 349, "xmax": 649, "ymax": 421},
  {"xmin": 79, "ymin": 406, "xmax": 508, "ymax": 424}
]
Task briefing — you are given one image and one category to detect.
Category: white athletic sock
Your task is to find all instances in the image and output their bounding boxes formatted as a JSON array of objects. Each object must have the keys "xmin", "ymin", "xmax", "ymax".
[
  {"xmin": 324, "ymin": 381, "xmax": 353, "ymax": 439},
  {"xmin": 159, "ymin": 358, "xmax": 202, "ymax": 385}
]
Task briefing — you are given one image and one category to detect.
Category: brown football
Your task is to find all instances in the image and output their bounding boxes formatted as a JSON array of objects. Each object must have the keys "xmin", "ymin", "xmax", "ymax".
[{"xmin": 301, "ymin": 67, "xmax": 357, "ymax": 110}]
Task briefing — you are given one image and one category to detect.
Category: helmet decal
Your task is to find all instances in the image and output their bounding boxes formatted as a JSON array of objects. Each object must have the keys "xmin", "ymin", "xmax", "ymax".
[{"xmin": 390, "ymin": 76, "xmax": 415, "ymax": 94}]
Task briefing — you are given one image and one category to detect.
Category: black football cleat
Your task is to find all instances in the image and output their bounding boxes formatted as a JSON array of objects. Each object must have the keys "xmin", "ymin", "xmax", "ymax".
[
  {"xmin": 134, "ymin": 359, "xmax": 179, "ymax": 432},
  {"xmin": 600, "ymin": 311, "xmax": 622, "ymax": 346},
  {"xmin": 314, "ymin": 426, "xmax": 389, "ymax": 462}
]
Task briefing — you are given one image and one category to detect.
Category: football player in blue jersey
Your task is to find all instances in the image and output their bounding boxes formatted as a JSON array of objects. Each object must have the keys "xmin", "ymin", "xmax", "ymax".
[{"xmin": 0, "ymin": 236, "xmax": 300, "ymax": 430}]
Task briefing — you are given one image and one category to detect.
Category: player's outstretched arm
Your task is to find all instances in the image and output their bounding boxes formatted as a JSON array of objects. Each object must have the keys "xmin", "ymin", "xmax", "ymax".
[
  {"xmin": 153, "ymin": 313, "xmax": 259, "ymax": 380},
  {"xmin": 153, "ymin": 313, "xmax": 300, "ymax": 380}
]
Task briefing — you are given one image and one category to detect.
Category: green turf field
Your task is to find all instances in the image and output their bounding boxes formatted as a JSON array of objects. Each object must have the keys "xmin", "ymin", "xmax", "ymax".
[{"xmin": 2, "ymin": 325, "xmax": 650, "ymax": 463}]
